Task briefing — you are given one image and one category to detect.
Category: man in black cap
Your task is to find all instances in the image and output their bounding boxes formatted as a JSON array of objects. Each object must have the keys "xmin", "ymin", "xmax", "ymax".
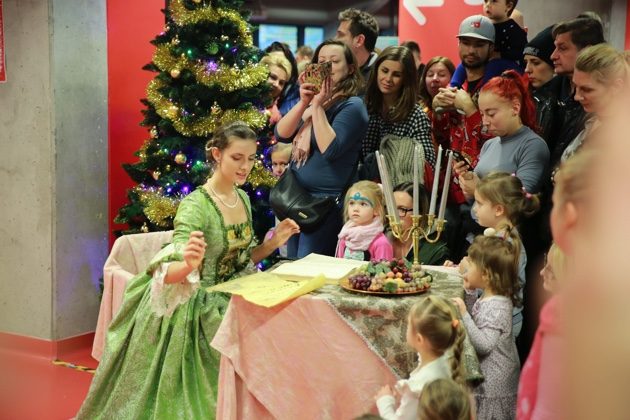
[{"xmin": 523, "ymin": 25, "xmax": 557, "ymax": 145}]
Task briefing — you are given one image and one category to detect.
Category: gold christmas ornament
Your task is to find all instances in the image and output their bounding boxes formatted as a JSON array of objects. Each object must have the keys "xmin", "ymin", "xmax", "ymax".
[
  {"xmin": 167, "ymin": 104, "xmax": 179, "ymax": 119},
  {"xmin": 141, "ymin": 223, "xmax": 149, "ymax": 233},
  {"xmin": 152, "ymin": 170, "xmax": 161, "ymax": 180},
  {"xmin": 150, "ymin": 127, "xmax": 158, "ymax": 138},
  {"xmin": 174, "ymin": 152, "xmax": 187, "ymax": 165},
  {"xmin": 170, "ymin": 69, "xmax": 181, "ymax": 78},
  {"xmin": 165, "ymin": 164, "xmax": 172, "ymax": 171}
]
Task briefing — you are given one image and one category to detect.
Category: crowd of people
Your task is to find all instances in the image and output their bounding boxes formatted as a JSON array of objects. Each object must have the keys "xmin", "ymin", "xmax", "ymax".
[{"xmin": 79, "ymin": 4, "xmax": 630, "ymax": 419}]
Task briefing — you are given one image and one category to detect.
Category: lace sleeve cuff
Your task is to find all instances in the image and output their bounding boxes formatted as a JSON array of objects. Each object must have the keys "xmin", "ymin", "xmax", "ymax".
[{"xmin": 150, "ymin": 262, "xmax": 200, "ymax": 317}]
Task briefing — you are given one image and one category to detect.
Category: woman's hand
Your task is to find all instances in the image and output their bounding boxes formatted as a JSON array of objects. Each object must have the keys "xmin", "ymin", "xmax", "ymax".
[
  {"xmin": 432, "ymin": 87, "xmax": 456, "ymax": 110},
  {"xmin": 458, "ymin": 171, "xmax": 478, "ymax": 200},
  {"xmin": 374, "ymin": 384, "xmax": 395, "ymax": 401},
  {"xmin": 183, "ymin": 231, "xmax": 206, "ymax": 270},
  {"xmin": 443, "ymin": 260, "xmax": 457, "ymax": 267},
  {"xmin": 311, "ymin": 76, "xmax": 332, "ymax": 108},
  {"xmin": 453, "ymin": 89, "xmax": 477, "ymax": 116},
  {"xmin": 298, "ymin": 82, "xmax": 318, "ymax": 107},
  {"xmin": 452, "ymin": 297, "xmax": 467, "ymax": 315},
  {"xmin": 452, "ymin": 160, "xmax": 470, "ymax": 177},
  {"xmin": 271, "ymin": 219, "xmax": 300, "ymax": 247}
]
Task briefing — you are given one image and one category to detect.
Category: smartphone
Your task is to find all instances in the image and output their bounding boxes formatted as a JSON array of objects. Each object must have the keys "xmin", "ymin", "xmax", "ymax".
[
  {"xmin": 304, "ymin": 62, "xmax": 332, "ymax": 93},
  {"xmin": 450, "ymin": 150, "xmax": 473, "ymax": 169}
]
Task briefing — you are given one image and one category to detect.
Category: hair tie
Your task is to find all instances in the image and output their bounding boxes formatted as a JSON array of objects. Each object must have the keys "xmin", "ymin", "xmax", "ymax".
[
  {"xmin": 522, "ymin": 187, "xmax": 532, "ymax": 199},
  {"xmin": 452, "ymin": 319, "xmax": 460, "ymax": 328},
  {"xmin": 511, "ymin": 172, "xmax": 516, "ymax": 177},
  {"xmin": 483, "ymin": 227, "xmax": 497, "ymax": 237}
]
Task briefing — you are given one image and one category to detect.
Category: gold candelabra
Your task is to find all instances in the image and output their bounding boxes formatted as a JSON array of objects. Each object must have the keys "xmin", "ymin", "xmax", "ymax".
[{"xmin": 388, "ymin": 214, "xmax": 446, "ymax": 265}]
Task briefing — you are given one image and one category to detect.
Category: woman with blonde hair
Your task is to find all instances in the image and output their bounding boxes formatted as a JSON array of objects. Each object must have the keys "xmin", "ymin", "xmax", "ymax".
[
  {"xmin": 260, "ymin": 54, "xmax": 292, "ymax": 125},
  {"xmin": 562, "ymin": 43, "xmax": 629, "ymax": 161}
]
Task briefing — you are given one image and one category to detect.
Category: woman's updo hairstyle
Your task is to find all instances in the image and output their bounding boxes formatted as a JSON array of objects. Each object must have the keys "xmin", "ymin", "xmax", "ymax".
[{"xmin": 205, "ymin": 120, "xmax": 257, "ymax": 164}]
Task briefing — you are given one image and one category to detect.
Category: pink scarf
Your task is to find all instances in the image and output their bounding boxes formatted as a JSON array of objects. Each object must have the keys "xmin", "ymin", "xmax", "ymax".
[{"xmin": 337, "ymin": 217, "xmax": 384, "ymax": 251}]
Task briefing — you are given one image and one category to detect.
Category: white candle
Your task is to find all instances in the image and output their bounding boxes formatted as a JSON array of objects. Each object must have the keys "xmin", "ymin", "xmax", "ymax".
[
  {"xmin": 429, "ymin": 145, "xmax": 442, "ymax": 216},
  {"xmin": 413, "ymin": 144, "xmax": 419, "ymax": 216},
  {"xmin": 438, "ymin": 150, "xmax": 454, "ymax": 220}
]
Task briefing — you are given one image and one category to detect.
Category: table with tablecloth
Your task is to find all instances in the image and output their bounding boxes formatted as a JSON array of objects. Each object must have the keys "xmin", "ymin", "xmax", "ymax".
[{"xmin": 211, "ymin": 266, "xmax": 482, "ymax": 419}]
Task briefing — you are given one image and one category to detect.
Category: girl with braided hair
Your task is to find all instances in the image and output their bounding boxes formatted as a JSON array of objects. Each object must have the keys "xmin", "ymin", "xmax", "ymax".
[{"xmin": 375, "ymin": 295, "xmax": 466, "ymax": 420}]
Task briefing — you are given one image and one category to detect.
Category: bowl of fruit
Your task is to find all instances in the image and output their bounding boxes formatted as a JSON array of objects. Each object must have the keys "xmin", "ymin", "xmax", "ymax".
[{"xmin": 341, "ymin": 258, "xmax": 432, "ymax": 296}]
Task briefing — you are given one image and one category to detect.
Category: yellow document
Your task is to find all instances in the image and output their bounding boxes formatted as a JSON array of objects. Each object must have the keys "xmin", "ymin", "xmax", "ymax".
[{"xmin": 207, "ymin": 272, "xmax": 326, "ymax": 308}]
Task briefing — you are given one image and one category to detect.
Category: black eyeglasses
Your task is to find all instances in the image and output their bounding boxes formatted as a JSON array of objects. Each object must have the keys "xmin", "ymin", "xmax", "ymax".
[{"xmin": 397, "ymin": 206, "xmax": 413, "ymax": 217}]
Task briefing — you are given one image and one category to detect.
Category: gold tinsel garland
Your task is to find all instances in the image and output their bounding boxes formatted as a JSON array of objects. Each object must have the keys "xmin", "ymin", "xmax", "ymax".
[
  {"xmin": 146, "ymin": 79, "xmax": 268, "ymax": 137},
  {"xmin": 247, "ymin": 161, "xmax": 277, "ymax": 189},
  {"xmin": 152, "ymin": 45, "xmax": 268, "ymax": 92},
  {"xmin": 137, "ymin": 187, "xmax": 181, "ymax": 227},
  {"xmin": 169, "ymin": 0, "xmax": 253, "ymax": 47}
]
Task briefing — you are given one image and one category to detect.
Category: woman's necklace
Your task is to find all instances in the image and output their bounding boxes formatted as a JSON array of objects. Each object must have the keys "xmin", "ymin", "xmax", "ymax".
[{"xmin": 207, "ymin": 183, "xmax": 238, "ymax": 208}]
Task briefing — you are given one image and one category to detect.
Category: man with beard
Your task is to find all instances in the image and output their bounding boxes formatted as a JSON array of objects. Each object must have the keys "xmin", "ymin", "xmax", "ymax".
[
  {"xmin": 430, "ymin": 15, "xmax": 520, "ymax": 261},
  {"xmin": 432, "ymin": 15, "xmax": 520, "ymax": 167}
]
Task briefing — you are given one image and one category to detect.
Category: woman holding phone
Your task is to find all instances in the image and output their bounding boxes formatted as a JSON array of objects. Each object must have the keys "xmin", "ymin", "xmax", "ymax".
[
  {"xmin": 275, "ymin": 39, "xmax": 368, "ymax": 258},
  {"xmin": 452, "ymin": 70, "xmax": 549, "ymax": 262},
  {"xmin": 362, "ymin": 46, "xmax": 436, "ymax": 167},
  {"xmin": 456, "ymin": 70, "xmax": 549, "ymax": 199}
]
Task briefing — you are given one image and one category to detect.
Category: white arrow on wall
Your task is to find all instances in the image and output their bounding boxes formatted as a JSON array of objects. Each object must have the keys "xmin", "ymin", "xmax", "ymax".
[
  {"xmin": 402, "ymin": 0, "xmax": 444, "ymax": 26},
  {"xmin": 403, "ymin": 0, "xmax": 484, "ymax": 26}
]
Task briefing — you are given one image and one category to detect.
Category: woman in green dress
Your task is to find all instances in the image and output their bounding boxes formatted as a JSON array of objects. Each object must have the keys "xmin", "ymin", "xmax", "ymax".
[{"xmin": 77, "ymin": 121, "xmax": 300, "ymax": 419}]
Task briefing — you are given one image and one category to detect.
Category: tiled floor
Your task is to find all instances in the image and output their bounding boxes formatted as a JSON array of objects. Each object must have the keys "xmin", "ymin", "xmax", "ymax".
[{"xmin": 0, "ymin": 346, "xmax": 96, "ymax": 420}]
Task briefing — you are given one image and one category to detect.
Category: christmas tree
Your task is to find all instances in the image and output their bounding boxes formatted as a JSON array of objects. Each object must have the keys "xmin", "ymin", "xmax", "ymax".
[{"xmin": 115, "ymin": 0, "xmax": 278, "ymax": 243}]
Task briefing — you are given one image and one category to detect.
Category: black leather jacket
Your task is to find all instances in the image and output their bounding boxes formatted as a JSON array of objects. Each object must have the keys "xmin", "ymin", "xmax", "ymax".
[
  {"xmin": 532, "ymin": 78, "xmax": 560, "ymax": 148},
  {"xmin": 544, "ymin": 75, "xmax": 587, "ymax": 169}
]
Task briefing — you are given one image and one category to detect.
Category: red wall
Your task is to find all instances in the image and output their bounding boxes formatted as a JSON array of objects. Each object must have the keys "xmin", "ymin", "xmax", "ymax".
[
  {"xmin": 398, "ymin": 1, "xmax": 480, "ymax": 68},
  {"xmin": 107, "ymin": 1, "xmax": 163, "ymax": 246}
]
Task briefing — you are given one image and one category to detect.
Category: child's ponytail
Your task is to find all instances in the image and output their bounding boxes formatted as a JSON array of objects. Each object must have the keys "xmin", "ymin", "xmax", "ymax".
[
  {"xmin": 450, "ymin": 320, "xmax": 466, "ymax": 384},
  {"xmin": 409, "ymin": 296, "xmax": 467, "ymax": 381},
  {"xmin": 476, "ymin": 172, "xmax": 540, "ymax": 226}
]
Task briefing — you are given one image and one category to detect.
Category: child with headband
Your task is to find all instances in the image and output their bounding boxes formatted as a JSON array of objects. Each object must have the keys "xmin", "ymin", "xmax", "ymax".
[{"xmin": 336, "ymin": 181, "xmax": 393, "ymax": 261}]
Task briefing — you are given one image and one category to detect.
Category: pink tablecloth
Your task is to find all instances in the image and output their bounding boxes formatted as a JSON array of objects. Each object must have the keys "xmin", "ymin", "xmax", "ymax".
[
  {"xmin": 91, "ymin": 231, "xmax": 173, "ymax": 361},
  {"xmin": 212, "ymin": 295, "xmax": 396, "ymax": 419}
]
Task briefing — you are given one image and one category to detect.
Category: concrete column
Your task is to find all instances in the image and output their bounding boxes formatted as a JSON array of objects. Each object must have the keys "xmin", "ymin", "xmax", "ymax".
[{"xmin": 0, "ymin": 0, "xmax": 108, "ymax": 341}]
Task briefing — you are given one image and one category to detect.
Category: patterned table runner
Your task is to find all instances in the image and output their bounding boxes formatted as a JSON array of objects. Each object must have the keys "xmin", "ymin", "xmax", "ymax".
[{"xmin": 310, "ymin": 268, "xmax": 483, "ymax": 383}]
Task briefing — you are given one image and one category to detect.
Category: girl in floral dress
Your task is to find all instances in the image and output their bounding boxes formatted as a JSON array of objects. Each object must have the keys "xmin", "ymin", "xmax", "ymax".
[{"xmin": 452, "ymin": 233, "xmax": 521, "ymax": 419}]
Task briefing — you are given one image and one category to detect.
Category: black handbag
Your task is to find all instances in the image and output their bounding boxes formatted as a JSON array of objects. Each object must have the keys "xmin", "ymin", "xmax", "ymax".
[{"xmin": 269, "ymin": 169, "xmax": 339, "ymax": 233}]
